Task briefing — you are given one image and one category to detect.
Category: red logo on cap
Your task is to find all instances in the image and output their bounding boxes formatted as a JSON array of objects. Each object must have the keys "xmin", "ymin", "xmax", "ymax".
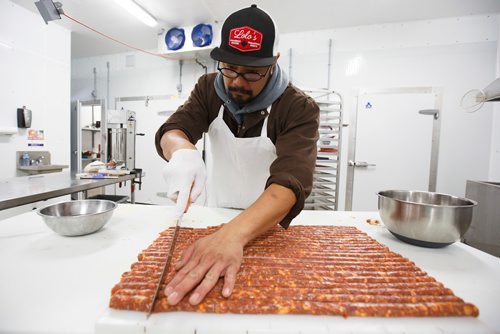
[{"xmin": 228, "ymin": 26, "xmax": 262, "ymax": 52}]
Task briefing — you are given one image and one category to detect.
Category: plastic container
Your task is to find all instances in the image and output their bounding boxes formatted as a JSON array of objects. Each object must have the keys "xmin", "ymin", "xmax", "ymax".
[{"xmin": 21, "ymin": 152, "xmax": 30, "ymax": 166}]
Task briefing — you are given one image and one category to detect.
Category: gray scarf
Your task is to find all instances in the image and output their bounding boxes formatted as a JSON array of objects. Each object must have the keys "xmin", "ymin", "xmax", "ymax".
[{"xmin": 214, "ymin": 64, "xmax": 289, "ymax": 124}]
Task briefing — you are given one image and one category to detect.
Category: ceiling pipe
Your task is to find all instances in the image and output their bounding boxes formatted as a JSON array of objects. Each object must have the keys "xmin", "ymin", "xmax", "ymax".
[
  {"xmin": 327, "ymin": 38, "xmax": 333, "ymax": 92},
  {"xmin": 107, "ymin": 61, "xmax": 110, "ymax": 110},
  {"xmin": 177, "ymin": 60, "xmax": 183, "ymax": 96},
  {"xmin": 92, "ymin": 67, "xmax": 97, "ymax": 100}
]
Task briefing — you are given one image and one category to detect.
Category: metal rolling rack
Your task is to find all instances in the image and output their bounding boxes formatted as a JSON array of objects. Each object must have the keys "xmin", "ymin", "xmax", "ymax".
[{"xmin": 304, "ymin": 90, "xmax": 343, "ymax": 210}]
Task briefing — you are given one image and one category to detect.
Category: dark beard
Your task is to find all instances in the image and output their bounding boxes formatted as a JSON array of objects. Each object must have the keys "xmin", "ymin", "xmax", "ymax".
[{"xmin": 228, "ymin": 86, "xmax": 253, "ymax": 105}]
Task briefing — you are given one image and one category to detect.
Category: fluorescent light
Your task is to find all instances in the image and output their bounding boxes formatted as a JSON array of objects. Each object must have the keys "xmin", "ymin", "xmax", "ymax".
[
  {"xmin": 345, "ymin": 55, "xmax": 363, "ymax": 77},
  {"xmin": 114, "ymin": 0, "xmax": 157, "ymax": 27},
  {"xmin": 0, "ymin": 41, "xmax": 13, "ymax": 49}
]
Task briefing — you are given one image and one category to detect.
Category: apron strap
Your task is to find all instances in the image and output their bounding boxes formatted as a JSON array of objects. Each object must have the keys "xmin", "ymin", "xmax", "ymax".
[
  {"xmin": 220, "ymin": 104, "xmax": 271, "ymax": 137},
  {"xmin": 260, "ymin": 106, "xmax": 271, "ymax": 137},
  {"xmin": 217, "ymin": 105, "xmax": 224, "ymax": 119}
]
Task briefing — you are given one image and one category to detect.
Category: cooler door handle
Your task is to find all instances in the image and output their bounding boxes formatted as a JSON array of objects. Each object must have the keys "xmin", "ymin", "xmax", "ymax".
[{"xmin": 348, "ymin": 160, "xmax": 376, "ymax": 168}]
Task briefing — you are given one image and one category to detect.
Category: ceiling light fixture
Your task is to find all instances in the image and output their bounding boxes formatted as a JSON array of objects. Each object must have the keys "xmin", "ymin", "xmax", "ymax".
[
  {"xmin": 114, "ymin": 0, "xmax": 158, "ymax": 27},
  {"xmin": 0, "ymin": 41, "xmax": 13, "ymax": 49},
  {"xmin": 345, "ymin": 55, "xmax": 364, "ymax": 77}
]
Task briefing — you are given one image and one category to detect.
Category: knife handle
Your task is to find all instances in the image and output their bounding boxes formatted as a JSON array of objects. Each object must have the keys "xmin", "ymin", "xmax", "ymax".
[
  {"xmin": 183, "ymin": 183, "xmax": 193, "ymax": 214},
  {"xmin": 184, "ymin": 193, "xmax": 191, "ymax": 214}
]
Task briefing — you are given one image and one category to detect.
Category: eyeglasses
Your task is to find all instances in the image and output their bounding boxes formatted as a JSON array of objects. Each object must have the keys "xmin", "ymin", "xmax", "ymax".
[{"xmin": 217, "ymin": 64, "xmax": 271, "ymax": 82}]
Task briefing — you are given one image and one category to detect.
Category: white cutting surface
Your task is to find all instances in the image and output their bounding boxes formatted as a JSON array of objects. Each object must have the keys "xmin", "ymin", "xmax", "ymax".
[{"xmin": 0, "ymin": 204, "xmax": 499, "ymax": 334}]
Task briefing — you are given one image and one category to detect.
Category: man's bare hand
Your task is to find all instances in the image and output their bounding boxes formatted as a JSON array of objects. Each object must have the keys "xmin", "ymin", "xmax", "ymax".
[{"xmin": 164, "ymin": 226, "xmax": 244, "ymax": 305}]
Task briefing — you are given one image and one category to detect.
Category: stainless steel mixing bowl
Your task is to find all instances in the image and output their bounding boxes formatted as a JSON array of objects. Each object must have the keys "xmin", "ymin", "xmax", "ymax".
[
  {"xmin": 37, "ymin": 200, "xmax": 117, "ymax": 236},
  {"xmin": 377, "ymin": 190, "xmax": 477, "ymax": 247}
]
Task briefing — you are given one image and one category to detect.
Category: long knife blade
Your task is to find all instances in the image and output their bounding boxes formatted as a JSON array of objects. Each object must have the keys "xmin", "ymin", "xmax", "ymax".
[{"xmin": 147, "ymin": 193, "xmax": 191, "ymax": 316}]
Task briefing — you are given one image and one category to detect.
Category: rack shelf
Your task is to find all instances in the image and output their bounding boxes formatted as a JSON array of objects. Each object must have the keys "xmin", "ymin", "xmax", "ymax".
[
  {"xmin": 303, "ymin": 89, "xmax": 344, "ymax": 210},
  {"xmin": 81, "ymin": 127, "xmax": 100, "ymax": 132}
]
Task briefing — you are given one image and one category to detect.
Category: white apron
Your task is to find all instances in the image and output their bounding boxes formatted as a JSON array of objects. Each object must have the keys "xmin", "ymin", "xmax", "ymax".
[{"xmin": 206, "ymin": 105, "xmax": 277, "ymax": 209}]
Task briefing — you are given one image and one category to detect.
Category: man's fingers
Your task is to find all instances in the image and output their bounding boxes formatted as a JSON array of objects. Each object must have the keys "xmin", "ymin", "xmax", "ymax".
[
  {"xmin": 175, "ymin": 244, "xmax": 194, "ymax": 270},
  {"xmin": 166, "ymin": 260, "xmax": 214, "ymax": 305},
  {"xmin": 188, "ymin": 263, "xmax": 225, "ymax": 305},
  {"xmin": 222, "ymin": 265, "xmax": 239, "ymax": 298},
  {"xmin": 163, "ymin": 227, "xmax": 244, "ymax": 306},
  {"xmin": 165, "ymin": 248, "xmax": 199, "ymax": 295}
]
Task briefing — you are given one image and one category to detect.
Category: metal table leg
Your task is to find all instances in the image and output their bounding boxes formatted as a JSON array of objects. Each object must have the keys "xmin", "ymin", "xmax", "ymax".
[{"xmin": 130, "ymin": 180, "xmax": 135, "ymax": 204}]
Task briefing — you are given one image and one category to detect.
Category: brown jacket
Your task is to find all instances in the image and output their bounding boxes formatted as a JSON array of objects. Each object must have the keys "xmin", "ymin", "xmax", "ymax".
[{"xmin": 155, "ymin": 73, "xmax": 319, "ymax": 227}]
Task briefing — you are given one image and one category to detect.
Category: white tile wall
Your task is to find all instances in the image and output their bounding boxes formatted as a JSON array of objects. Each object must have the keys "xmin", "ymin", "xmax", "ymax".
[
  {"xmin": 0, "ymin": 1, "xmax": 71, "ymax": 179},
  {"xmin": 0, "ymin": 2, "xmax": 71, "ymax": 219}
]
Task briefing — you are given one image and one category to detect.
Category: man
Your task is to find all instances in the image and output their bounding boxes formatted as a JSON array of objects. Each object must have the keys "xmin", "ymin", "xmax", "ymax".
[{"xmin": 155, "ymin": 4, "xmax": 319, "ymax": 306}]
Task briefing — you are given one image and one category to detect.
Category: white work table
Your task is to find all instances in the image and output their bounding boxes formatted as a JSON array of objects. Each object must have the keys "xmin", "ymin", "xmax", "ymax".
[{"xmin": 0, "ymin": 205, "xmax": 499, "ymax": 334}]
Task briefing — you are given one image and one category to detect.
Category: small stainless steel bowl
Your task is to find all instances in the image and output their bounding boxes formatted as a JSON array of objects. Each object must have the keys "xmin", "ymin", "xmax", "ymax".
[
  {"xmin": 37, "ymin": 200, "xmax": 117, "ymax": 236},
  {"xmin": 377, "ymin": 190, "xmax": 477, "ymax": 248}
]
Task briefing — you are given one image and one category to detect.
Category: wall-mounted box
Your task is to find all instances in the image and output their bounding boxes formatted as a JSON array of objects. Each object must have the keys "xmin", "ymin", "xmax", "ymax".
[{"xmin": 17, "ymin": 107, "xmax": 32, "ymax": 128}]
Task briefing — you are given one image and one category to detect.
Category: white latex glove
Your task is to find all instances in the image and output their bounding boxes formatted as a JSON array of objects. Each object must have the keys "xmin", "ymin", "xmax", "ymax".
[{"xmin": 162, "ymin": 149, "xmax": 206, "ymax": 218}]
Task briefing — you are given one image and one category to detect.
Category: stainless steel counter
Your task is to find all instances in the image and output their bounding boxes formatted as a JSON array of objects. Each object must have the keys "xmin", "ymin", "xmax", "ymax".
[{"xmin": 0, "ymin": 172, "xmax": 138, "ymax": 210}]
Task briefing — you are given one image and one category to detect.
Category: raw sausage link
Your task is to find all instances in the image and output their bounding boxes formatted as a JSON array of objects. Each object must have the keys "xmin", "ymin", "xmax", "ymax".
[{"xmin": 109, "ymin": 225, "xmax": 479, "ymax": 318}]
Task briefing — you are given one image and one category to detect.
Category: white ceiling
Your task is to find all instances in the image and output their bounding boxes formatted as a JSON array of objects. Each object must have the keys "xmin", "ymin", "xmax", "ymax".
[{"xmin": 11, "ymin": 0, "xmax": 500, "ymax": 59}]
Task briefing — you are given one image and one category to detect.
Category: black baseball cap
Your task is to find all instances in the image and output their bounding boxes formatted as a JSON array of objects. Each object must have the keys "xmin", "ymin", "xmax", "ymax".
[{"xmin": 210, "ymin": 4, "xmax": 279, "ymax": 67}]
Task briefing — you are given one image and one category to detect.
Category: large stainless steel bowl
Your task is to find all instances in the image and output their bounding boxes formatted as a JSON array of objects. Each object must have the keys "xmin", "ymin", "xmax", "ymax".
[
  {"xmin": 37, "ymin": 200, "xmax": 117, "ymax": 236},
  {"xmin": 377, "ymin": 190, "xmax": 477, "ymax": 247}
]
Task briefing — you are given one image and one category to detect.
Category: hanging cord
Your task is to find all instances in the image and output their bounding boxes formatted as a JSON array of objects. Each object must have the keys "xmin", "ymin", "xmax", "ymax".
[
  {"xmin": 195, "ymin": 59, "xmax": 208, "ymax": 74},
  {"xmin": 61, "ymin": 12, "xmax": 184, "ymax": 62}
]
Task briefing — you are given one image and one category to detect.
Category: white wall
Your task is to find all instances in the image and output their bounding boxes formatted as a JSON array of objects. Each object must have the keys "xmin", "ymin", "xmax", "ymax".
[
  {"xmin": 489, "ymin": 19, "xmax": 500, "ymax": 181},
  {"xmin": 0, "ymin": 1, "xmax": 71, "ymax": 178},
  {"xmin": 72, "ymin": 52, "xmax": 215, "ymax": 106},
  {"xmin": 71, "ymin": 14, "xmax": 498, "ymax": 208},
  {"xmin": 280, "ymin": 14, "xmax": 498, "ymax": 207}
]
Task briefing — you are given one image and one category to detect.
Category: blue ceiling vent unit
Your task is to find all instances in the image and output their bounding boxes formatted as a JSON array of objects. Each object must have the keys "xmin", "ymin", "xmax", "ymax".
[
  {"xmin": 165, "ymin": 27, "xmax": 185, "ymax": 51},
  {"xmin": 191, "ymin": 23, "xmax": 213, "ymax": 48}
]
